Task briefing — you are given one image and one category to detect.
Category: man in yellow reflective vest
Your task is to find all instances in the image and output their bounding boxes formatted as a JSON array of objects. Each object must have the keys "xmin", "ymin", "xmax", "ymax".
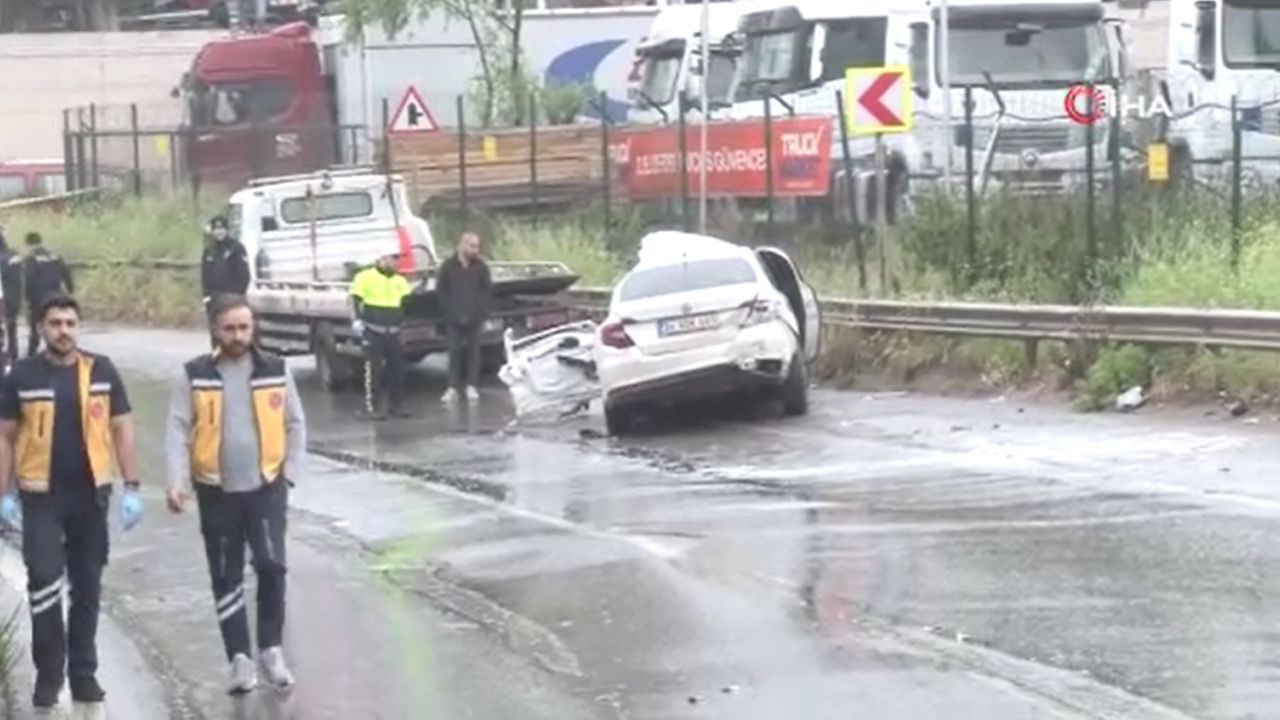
[
  {"xmin": 349, "ymin": 251, "xmax": 412, "ymax": 419},
  {"xmin": 164, "ymin": 295, "xmax": 306, "ymax": 694},
  {"xmin": 0, "ymin": 294, "xmax": 142, "ymax": 711}
]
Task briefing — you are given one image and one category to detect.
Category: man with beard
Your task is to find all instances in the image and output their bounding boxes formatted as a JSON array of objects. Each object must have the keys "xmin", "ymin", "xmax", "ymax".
[
  {"xmin": 164, "ymin": 294, "xmax": 306, "ymax": 694},
  {"xmin": 0, "ymin": 294, "xmax": 142, "ymax": 711},
  {"xmin": 348, "ymin": 251, "xmax": 411, "ymax": 419}
]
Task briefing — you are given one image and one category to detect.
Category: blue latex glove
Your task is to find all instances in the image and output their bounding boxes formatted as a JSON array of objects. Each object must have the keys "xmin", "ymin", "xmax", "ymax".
[
  {"xmin": 120, "ymin": 488, "xmax": 142, "ymax": 532},
  {"xmin": 0, "ymin": 493, "xmax": 20, "ymax": 531},
  {"xmin": 351, "ymin": 319, "xmax": 365, "ymax": 336}
]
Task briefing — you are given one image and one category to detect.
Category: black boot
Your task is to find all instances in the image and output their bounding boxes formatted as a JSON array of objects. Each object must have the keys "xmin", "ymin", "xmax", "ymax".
[
  {"xmin": 33, "ymin": 677, "xmax": 60, "ymax": 708},
  {"xmin": 70, "ymin": 675, "xmax": 106, "ymax": 703}
]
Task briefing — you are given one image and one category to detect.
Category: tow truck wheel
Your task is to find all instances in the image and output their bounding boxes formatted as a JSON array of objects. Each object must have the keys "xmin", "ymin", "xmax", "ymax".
[
  {"xmin": 781, "ymin": 354, "xmax": 809, "ymax": 417},
  {"xmin": 481, "ymin": 346, "xmax": 507, "ymax": 375},
  {"xmin": 314, "ymin": 324, "xmax": 358, "ymax": 392}
]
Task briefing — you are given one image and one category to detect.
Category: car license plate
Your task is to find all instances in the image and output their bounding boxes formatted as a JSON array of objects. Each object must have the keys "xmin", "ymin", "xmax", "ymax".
[{"xmin": 658, "ymin": 312, "xmax": 720, "ymax": 337}]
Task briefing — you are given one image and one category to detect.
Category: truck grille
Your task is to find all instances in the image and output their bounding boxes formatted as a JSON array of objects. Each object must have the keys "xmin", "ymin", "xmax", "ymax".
[{"xmin": 971, "ymin": 125, "xmax": 1074, "ymax": 154}]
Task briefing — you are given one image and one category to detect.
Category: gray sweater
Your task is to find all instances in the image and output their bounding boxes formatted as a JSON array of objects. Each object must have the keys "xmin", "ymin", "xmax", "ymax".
[{"xmin": 166, "ymin": 354, "xmax": 307, "ymax": 493}]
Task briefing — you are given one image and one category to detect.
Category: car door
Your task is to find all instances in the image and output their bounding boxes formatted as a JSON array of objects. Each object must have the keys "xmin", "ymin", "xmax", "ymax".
[{"xmin": 755, "ymin": 247, "xmax": 822, "ymax": 363}]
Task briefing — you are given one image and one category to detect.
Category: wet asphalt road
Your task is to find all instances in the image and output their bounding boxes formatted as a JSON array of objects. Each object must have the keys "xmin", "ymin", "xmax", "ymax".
[{"xmin": 8, "ymin": 325, "xmax": 1280, "ymax": 719}]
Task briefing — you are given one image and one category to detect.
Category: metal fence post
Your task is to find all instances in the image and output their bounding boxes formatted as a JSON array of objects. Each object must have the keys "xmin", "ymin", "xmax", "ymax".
[
  {"xmin": 130, "ymin": 104, "xmax": 142, "ymax": 197},
  {"xmin": 457, "ymin": 95, "xmax": 469, "ymax": 223},
  {"xmin": 530, "ymin": 92, "xmax": 539, "ymax": 226},
  {"xmin": 169, "ymin": 132, "xmax": 179, "ymax": 191},
  {"xmin": 678, "ymin": 90, "xmax": 690, "ymax": 231},
  {"xmin": 964, "ymin": 87, "xmax": 976, "ymax": 287},
  {"xmin": 76, "ymin": 107, "xmax": 89, "ymax": 193},
  {"xmin": 764, "ymin": 96, "xmax": 775, "ymax": 239},
  {"xmin": 835, "ymin": 90, "xmax": 868, "ymax": 293},
  {"xmin": 1231, "ymin": 94, "xmax": 1243, "ymax": 269},
  {"xmin": 1109, "ymin": 81, "xmax": 1122, "ymax": 251},
  {"xmin": 600, "ymin": 91, "xmax": 612, "ymax": 235},
  {"xmin": 1085, "ymin": 84, "xmax": 1097, "ymax": 295},
  {"xmin": 89, "ymin": 103, "xmax": 99, "ymax": 189},
  {"xmin": 381, "ymin": 97, "xmax": 392, "ymax": 174},
  {"xmin": 62, "ymin": 109, "xmax": 74, "ymax": 192}
]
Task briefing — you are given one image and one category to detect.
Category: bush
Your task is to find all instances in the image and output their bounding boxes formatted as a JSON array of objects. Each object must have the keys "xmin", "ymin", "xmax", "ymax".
[{"xmin": 1075, "ymin": 344, "xmax": 1152, "ymax": 411}]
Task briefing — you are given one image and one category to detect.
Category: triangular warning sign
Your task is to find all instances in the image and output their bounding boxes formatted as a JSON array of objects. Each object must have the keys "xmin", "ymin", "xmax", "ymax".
[{"xmin": 388, "ymin": 86, "xmax": 438, "ymax": 135}]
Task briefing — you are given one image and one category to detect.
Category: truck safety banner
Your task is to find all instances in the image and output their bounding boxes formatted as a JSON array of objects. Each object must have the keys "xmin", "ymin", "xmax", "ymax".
[{"xmin": 610, "ymin": 117, "xmax": 832, "ymax": 199}]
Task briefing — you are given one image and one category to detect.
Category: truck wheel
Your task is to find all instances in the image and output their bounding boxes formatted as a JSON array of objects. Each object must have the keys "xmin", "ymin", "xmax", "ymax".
[
  {"xmin": 481, "ymin": 345, "xmax": 507, "ymax": 375},
  {"xmin": 605, "ymin": 405, "xmax": 636, "ymax": 436},
  {"xmin": 781, "ymin": 354, "xmax": 809, "ymax": 417},
  {"xmin": 314, "ymin": 324, "xmax": 358, "ymax": 392}
]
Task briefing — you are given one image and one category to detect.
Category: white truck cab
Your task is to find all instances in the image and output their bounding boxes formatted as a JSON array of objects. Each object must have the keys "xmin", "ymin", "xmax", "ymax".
[
  {"xmin": 628, "ymin": 2, "xmax": 764, "ymax": 125},
  {"xmin": 729, "ymin": 0, "xmax": 934, "ymax": 223},
  {"xmin": 224, "ymin": 167, "xmax": 438, "ymax": 283},
  {"xmin": 1162, "ymin": 0, "xmax": 1280, "ymax": 186},
  {"xmin": 931, "ymin": 0, "xmax": 1132, "ymax": 195}
]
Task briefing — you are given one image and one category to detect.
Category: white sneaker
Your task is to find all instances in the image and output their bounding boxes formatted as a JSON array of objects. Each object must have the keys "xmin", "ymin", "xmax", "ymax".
[
  {"xmin": 259, "ymin": 646, "xmax": 295, "ymax": 690},
  {"xmin": 441, "ymin": 388, "xmax": 459, "ymax": 403},
  {"xmin": 229, "ymin": 653, "xmax": 258, "ymax": 695},
  {"xmin": 466, "ymin": 386, "xmax": 480, "ymax": 400}
]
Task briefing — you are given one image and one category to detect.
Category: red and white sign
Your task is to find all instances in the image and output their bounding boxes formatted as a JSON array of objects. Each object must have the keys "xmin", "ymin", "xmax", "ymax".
[
  {"xmin": 388, "ymin": 86, "xmax": 439, "ymax": 135},
  {"xmin": 613, "ymin": 117, "xmax": 831, "ymax": 199},
  {"xmin": 844, "ymin": 66, "xmax": 913, "ymax": 135}
]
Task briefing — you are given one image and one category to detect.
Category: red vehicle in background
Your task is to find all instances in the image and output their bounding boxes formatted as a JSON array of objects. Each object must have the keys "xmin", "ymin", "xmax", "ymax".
[
  {"xmin": 0, "ymin": 160, "xmax": 68, "ymax": 202},
  {"xmin": 178, "ymin": 21, "xmax": 341, "ymax": 188}
]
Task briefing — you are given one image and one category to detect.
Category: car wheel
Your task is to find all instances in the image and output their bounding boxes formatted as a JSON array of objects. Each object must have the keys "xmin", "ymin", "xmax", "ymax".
[
  {"xmin": 481, "ymin": 345, "xmax": 507, "ymax": 375},
  {"xmin": 605, "ymin": 405, "xmax": 635, "ymax": 436},
  {"xmin": 781, "ymin": 354, "xmax": 809, "ymax": 417}
]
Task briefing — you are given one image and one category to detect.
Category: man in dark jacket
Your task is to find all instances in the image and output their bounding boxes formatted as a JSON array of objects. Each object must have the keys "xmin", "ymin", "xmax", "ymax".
[
  {"xmin": 200, "ymin": 216, "xmax": 251, "ymax": 316},
  {"xmin": 22, "ymin": 233, "xmax": 73, "ymax": 358},
  {"xmin": 436, "ymin": 231, "xmax": 492, "ymax": 403},
  {"xmin": 200, "ymin": 216, "xmax": 250, "ymax": 349},
  {"xmin": 0, "ymin": 227, "xmax": 21, "ymax": 362}
]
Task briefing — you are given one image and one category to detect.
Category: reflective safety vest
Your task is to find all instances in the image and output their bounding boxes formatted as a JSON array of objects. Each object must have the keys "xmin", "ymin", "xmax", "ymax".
[
  {"xmin": 185, "ymin": 350, "xmax": 288, "ymax": 486},
  {"xmin": 10, "ymin": 352, "xmax": 115, "ymax": 493},
  {"xmin": 349, "ymin": 266, "xmax": 411, "ymax": 332}
]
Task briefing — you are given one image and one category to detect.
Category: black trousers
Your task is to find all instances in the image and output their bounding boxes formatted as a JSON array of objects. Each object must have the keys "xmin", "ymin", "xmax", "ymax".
[
  {"xmin": 21, "ymin": 488, "xmax": 111, "ymax": 689},
  {"xmin": 363, "ymin": 330, "xmax": 405, "ymax": 413},
  {"xmin": 3, "ymin": 312, "xmax": 17, "ymax": 363},
  {"xmin": 447, "ymin": 322, "xmax": 482, "ymax": 391},
  {"xmin": 26, "ymin": 312, "xmax": 40, "ymax": 358},
  {"xmin": 195, "ymin": 481, "xmax": 288, "ymax": 662}
]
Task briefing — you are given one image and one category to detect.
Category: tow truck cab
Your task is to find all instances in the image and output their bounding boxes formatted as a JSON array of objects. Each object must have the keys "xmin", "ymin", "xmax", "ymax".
[{"xmin": 180, "ymin": 22, "xmax": 338, "ymax": 187}]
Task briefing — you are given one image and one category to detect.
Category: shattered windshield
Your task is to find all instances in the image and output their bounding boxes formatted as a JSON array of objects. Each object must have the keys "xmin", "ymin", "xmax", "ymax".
[
  {"xmin": 1224, "ymin": 0, "xmax": 1280, "ymax": 68},
  {"xmin": 619, "ymin": 257, "xmax": 758, "ymax": 301},
  {"xmin": 945, "ymin": 18, "xmax": 1108, "ymax": 86}
]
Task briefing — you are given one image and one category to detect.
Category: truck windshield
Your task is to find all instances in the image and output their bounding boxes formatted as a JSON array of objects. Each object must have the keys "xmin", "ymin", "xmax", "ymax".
[
  {"xmin": 638, "ymin": 47, "xmax": 685, "ymax": 107},
  {"xmin": 735, "ymin": 28, "xmax": 805, "ymax": 100},
  {"xmin": 945, "ymin": 18, "xmax": 1108, "ymax": 86},
  {"xmin": 189, "ymin": 80, "xmax": 294, "ymax": 127},
  {"xmin": 818, "ymin": 18, "xmax": 887, "ymax": 82},
  {"xmin": 1223, "ymin": 0, "xmax": 1280, "ymax": 68}
]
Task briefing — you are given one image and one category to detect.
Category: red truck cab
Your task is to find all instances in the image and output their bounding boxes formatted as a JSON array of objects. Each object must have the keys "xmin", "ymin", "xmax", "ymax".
[
  {"xmin": 0, "ymin": 160, "xmax": 68, "ymax": 202},
  {"xmin": 182, "ymin": 22, "xmax": 336, "ymax": 187}
]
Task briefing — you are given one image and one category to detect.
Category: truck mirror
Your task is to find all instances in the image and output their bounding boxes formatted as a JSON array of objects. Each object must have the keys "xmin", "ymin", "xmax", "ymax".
[
  {"xmin": 1195, "ymin": 2, "xmax": 1216, "ymax": 80},
  {"xmin": 261, "ymin": 217, "xmax": 279, "ymax": 232}
]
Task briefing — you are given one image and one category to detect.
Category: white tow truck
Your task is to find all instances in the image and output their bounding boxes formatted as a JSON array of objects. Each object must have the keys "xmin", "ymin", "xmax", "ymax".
[{"xmin": 226, "ymin": 168, "xmax": 579, "ymax": 390}]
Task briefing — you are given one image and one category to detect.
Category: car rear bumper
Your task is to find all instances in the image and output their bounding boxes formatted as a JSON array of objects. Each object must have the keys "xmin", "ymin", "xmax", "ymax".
[{"xmin": 604, "ymin": 359, "xmax": 788, "ymax": 410}]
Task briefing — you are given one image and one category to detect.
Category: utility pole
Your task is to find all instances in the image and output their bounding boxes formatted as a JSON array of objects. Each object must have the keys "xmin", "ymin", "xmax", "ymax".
[
  {"xmin": 698, "ymin": 0, "xmax": 710, "ymax": 233},
  {"xmin": 940, "ymin": 0, "xmax": 953, "ymax": 191}
]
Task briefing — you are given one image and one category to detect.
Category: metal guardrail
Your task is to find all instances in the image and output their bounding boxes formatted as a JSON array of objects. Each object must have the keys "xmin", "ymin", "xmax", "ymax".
[
  {"xmin": 52, "ymin": 265, "xmax": 1280, "ymax": 352},
  {"xmin": 0, "ymin": 188, "xmax": 103, "ymax": 215},
  {"xmin": 565, "ymin": 288, "xmax": 1280, "ymax": 352}
]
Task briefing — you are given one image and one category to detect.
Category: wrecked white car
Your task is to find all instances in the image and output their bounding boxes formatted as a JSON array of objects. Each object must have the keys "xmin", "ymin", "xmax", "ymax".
[{"xmin": 500, "ymin": 232, "xmax": 821, "ymax": 434}]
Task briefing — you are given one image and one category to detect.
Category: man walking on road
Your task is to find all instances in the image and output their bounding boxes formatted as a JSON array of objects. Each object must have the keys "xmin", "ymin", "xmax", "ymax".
[
  {"xmin": 0, "ymin": 294, "xmax": 143, "ymax": 711},
  {"xmin": 437, "ymin": 231, "xmax": 492, "ymax": 403},
  {"xmin": 349, "ymin": 251, "xmax": 412, "ymax": 419},
  {"xmin": 200, "ymin": 216, "xmax": 250, "ymax": 318},
  {"xmin": 164, "ymin": 295, "xmax": 305, "ymax": 694},
  {"xmin": 0, "ymin": 225, "xmax": 23, "ymax": 363},
  {"xmin": 22, "ymin": 233, "xmax": 74, "ymax": 358}
]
